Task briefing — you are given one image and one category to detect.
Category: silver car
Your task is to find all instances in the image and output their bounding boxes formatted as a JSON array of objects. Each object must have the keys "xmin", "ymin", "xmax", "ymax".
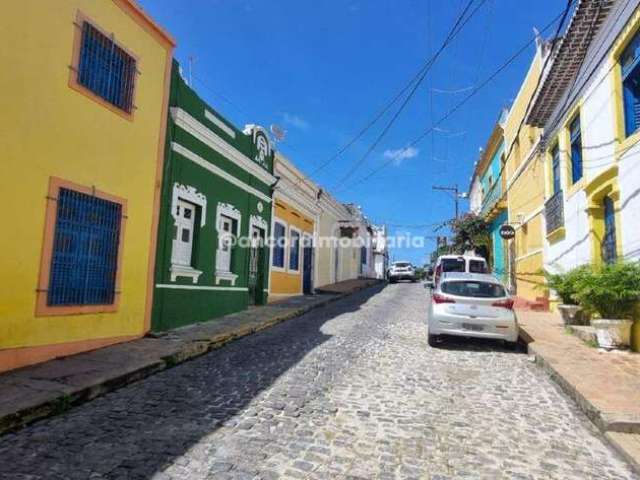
[{"xmin": 428, "ymin": 272, "xmax": 518, "ymax": 347}]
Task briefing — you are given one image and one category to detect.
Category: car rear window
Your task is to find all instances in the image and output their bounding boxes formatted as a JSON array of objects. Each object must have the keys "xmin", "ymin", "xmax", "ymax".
[
  {"xmin": 469, "ymin": 260, "xmax": 488, "ymax": 273},
  {"xmin": 441, "ymin": 258, "xmax": 465, "ymax": 272},
  {"xmin": 441, "ymin": 281, "xmax": 506, "ymax": 298},
  {"xmin": 394, "ymin": 262, "xmax": 411, "ymax": 268}
]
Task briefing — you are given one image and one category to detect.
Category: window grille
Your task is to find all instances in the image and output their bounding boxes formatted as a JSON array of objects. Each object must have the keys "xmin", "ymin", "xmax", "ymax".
[
  {"xmin": 77, "ymin": 22, "xmax": 136, "ymax": 113},
  {"xmin": 48, "ymin": 188, "xmax": 122, "ymax": 306}
]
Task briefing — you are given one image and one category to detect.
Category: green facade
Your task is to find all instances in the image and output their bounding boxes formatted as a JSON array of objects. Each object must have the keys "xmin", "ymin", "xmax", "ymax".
[{"xmin": 152, "ymin": 61, "xmax": 274, "ymax": 332}]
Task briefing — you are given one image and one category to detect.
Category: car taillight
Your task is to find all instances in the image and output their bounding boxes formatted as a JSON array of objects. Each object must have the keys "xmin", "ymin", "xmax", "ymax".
[
  {"xmin": 492, "ymin": 298, "xmax": 514, "ymax": 310},
  {"xmin": 432, "ymin": 293, "xmax": 455, "ymax": 304}
]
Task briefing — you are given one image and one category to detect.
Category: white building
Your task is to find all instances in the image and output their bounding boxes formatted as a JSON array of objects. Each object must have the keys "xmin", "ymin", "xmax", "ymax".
[{"xmin": 525, "ymin": 0, "xmax": 638, "ymax": 276}]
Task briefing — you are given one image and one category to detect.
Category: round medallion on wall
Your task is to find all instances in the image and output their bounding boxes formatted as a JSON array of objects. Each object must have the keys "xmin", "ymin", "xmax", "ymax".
[{"xmin": 257, "ymin": 202, "xmax": 264, "ymax": 213}]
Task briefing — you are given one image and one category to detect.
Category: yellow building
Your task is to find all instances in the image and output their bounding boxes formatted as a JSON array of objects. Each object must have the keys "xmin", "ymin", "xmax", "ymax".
[
  {"xmin": 269, "ymin": 153, "xmax": 319, "ymax": 300},
  {"xmin": 502, "ymin": 42, "xmax": 548, "ymax": 305},
  {"xmin": 0, "ymin": 0, "xmax": 175, "ymax": 371}
]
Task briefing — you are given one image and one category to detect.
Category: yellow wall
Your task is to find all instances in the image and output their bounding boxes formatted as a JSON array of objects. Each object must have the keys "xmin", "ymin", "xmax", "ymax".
[
  {"xmin": 501, "ymin": 50, "xmax": 547, "ymax": 303},
  {"xmin": 0, "ymin": 0, "xmax": 173, "ymax": 368},
  {"xmin": 269, "ymin": 200, "xmax": 314, "ymax": 298}
]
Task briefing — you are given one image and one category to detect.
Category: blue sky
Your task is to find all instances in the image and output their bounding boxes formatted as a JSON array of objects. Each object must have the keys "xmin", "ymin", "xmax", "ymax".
[{"xmin": 140, "ymin": 0, "xmax": 566, "ymax": 265}]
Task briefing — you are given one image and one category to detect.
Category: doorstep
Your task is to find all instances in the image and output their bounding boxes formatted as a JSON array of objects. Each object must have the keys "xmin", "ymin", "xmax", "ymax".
[
  {"xmin": 0, "ymin": 279, "xmax": 382, "ymax": 436},
  {"xmin": 518, "ymin": 309, "xmax": 640, "ymax": 473}
]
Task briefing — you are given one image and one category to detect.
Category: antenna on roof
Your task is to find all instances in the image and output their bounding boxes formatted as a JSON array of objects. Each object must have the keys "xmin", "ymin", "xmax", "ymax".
[
  {"xmin": 188, "ymin": 55, "xmax": 197, "ymax": 87},
  {"xmin": 270, "ymin": 124, "xmax": 286, "ymax": 143}
]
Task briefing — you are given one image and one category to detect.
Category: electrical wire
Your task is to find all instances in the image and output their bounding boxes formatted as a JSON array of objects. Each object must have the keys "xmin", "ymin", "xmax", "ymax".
[
  {"xmin": 332, "ymin": 0, "xmax": 486, "ymax": 189},
  {"xmin": 338, "ymin": 0, "xmax": 575, "ymax": 193}
]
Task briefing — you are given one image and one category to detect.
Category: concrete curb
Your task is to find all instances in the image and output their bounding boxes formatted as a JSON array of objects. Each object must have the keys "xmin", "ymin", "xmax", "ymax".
[
  {"xmin": 520, "ymin": 327, "xmax": 640, "ymax": 475},
  {"xmin": 0, "ymin": 280, "xmax": 382, "ymax": 436}
]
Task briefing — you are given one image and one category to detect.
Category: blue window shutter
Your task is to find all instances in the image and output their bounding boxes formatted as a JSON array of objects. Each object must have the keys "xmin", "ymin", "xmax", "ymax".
[
  {"xmin": 272, "ymin": 223, "xmax": 285, "ymax": 268},
  {"xmin": 569, "ymin": 116, "xmax": 583, "ymax": 183},
  {"xmin": 48, "ymin": 188, "xmax": 121, "ymax": 306}
]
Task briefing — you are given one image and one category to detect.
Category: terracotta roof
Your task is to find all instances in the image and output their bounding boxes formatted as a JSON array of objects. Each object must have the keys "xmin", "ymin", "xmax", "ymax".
[{"xmin": 526, "ymin": 0, "xmax": 614, "ymax": 127}]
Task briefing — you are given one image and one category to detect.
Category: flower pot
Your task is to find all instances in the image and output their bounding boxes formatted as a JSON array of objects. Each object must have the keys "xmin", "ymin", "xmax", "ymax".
[
  {"xmin": 591, "ymin": 319, "xmax": 634, "ymax": 350},
  {"xmin": 557, "ymin": 304, "xmax": 585, "ymax": 326}
]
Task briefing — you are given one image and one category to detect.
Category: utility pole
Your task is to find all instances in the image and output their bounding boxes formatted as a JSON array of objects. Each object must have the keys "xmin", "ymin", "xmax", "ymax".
[{"xmin": 432, "ymin": 184, "xmax": 466, "ymax": 219}]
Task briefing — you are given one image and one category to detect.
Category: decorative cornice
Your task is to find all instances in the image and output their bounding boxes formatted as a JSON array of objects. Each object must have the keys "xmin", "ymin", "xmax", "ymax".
[
  {"xmin": 250, "ymin": 214, "xmax": 268, "ymax": 231},
  {"xmin": 172, "ymin": 142, "xmax": 271, "ymax": 203},
  {"xmin": 171, "ymin": 108, "xmax": 276, "ymax": 186},
  {"xmin": 205, "ymin": 109, "xmax": 236, "ymax": 139},
  {"xmin": 172, "ymin": 183, "xmax": 206, "ymax": 227}
]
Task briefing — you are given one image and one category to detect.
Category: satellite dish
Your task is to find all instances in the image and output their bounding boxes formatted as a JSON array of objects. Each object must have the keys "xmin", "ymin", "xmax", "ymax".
[{"xmin": 270, "ymin": 124, "xmax": 286, "ymax": 142}]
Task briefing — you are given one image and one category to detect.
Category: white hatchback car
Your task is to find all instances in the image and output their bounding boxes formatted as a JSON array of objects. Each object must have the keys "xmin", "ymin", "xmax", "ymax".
[{"xmin": 428, "ymin": 272, "xmax": 518, "ymax": 347}]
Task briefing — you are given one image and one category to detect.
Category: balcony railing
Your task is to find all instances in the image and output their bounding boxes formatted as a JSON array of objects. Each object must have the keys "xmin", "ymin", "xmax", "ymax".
[
  {"xmin": 480, "ymin": 184, "xmax": 503, "ymax": 218},
  {"xmin": 545, "ymin": 190, "xmax": 564, "ymax": 234}
]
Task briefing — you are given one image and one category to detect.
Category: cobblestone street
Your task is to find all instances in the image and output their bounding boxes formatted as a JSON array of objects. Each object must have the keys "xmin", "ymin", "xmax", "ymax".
[{"xmin": 0, "ymin": 283, "xmax": 637, "ymax": 480}]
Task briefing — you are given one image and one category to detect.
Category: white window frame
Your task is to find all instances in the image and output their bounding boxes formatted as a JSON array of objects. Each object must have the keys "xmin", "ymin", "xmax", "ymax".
[
  {"xmin": 170, "ymin": 183, "xmax": 206, "ymax": 283},
  {"xmin": 271, "ymin": 218, "xmax": 288, "ymax": 272},
  {"xmin": 288, "ymin": 225, "xmax": 302, "ymax": 273},
  {"xmin": 215, "ymin": 202, "xmax": 241, "ymax": 285}
]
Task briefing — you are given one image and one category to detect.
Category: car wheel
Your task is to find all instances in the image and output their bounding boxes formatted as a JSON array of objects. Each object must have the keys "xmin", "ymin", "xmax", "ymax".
[{"xmin": 428, "ymin": 333, "xmax": 440, "ymax": 348}]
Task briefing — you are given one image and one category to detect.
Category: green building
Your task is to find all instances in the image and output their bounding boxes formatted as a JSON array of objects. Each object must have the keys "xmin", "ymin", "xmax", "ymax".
[{"xmin": 152, "ymin": 61, "xmax": 276, "ymax": 331}]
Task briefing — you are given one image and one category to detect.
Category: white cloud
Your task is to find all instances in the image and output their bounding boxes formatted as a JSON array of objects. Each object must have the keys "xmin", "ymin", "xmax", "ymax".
[
  {"xmin": 282, "ymin": 112, "xmax": 310, "ymax": 131},
  {"xmin": 383, "ymin": 146, "xmax": 419, "ymax": 166}
]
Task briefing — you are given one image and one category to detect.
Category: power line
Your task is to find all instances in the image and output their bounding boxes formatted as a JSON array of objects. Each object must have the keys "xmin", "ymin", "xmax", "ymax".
[
  {"xmin": 332, "ymin": 0, "xmax": 486, "ymax": 189},
  {"xmin": 339, "ymin": 0, "xmax": 575, "ymax": 192}
]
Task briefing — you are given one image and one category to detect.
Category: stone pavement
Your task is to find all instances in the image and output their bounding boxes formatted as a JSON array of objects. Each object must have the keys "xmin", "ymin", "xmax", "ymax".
[
  {"xmin": 0, "ymin": 282, "xmax": 636, "ymax": 479},
  {"xmin": 0, "ymin": 279, "xmax": 380, "ymax": 436},
  {"xmin": 518, "ymin": 309, "xmax": 640, "ymax": 473}
]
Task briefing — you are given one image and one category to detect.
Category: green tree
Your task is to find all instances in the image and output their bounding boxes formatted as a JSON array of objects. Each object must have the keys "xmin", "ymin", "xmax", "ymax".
[{"xmin": 449, "ymin": 213, "xmax": 491, "ymax": 261}]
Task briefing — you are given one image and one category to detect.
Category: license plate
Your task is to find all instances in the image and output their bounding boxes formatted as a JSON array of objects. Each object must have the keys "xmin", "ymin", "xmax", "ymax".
[{"xmin": 462, "ymin": 323, "xmax": 484, "ymax": 332}]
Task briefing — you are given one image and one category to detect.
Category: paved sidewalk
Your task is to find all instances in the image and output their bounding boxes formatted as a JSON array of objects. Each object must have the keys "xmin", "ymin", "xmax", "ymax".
[
  {"xmin": 518, "ymin": 309, "xmax": 640, "ymax": 473},
  {"xmin": 0, "ymin": 279, "xmax": 381, "ymax": 436}
]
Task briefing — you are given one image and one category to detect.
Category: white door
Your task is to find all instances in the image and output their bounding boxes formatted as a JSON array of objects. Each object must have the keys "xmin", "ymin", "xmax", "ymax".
[
  {"xmin": 172, "ymin": 199, "xmax": 196, "ymax": 266},
  {"xmin": 216, "ymin": 215, "xmax": 234, "ymax": 272}
]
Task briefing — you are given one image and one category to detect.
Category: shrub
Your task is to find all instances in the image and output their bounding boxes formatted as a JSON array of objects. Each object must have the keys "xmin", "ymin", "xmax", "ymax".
[
  {"xmin": 573, "ymin": 261, "xmax": 640, "ymax": 319},
  {"xmin": 544, "ymin": 265, "xmax": 590, "ymax": 305}
]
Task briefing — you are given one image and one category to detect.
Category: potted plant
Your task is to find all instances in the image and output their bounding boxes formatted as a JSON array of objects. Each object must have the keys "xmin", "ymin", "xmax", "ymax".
[
  {"xmin": 544, "ymin": 266, "xmax": 590, "ymax": 325},
  {"xmin": 573, "ymin": 262, "xmax": 640, "ymax": 350}
]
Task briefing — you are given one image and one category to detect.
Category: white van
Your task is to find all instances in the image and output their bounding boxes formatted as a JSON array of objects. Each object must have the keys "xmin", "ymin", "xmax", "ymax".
[{"xmin": 433, "ymin": 255, "xmax": 489, "ymax": 288}]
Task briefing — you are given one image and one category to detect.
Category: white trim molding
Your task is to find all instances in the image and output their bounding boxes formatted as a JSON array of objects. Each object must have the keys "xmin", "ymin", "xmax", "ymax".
[
  {"xmin": 250, "ymin": 214, "xmax": 269, "ymax": 231},
  {"xmin": 172, "ymin": 142, "xmax": 271, "ymax": 203},
  {"xmin": 243, "ymin": 124, "xmax": 273, "ymax": 168},
  {"xmin": 172, "ymin": 183, "xmax": 207, "ymax": 227},
  {"xmin": 205, "ymin": 109, "xmax": 236, "ymax": 139},
  {"xmin": 215, "ymin": 202, "xmax": 242, "ymax": 286},
  {"xmin": 171, "ymin": 108, "xmax": 276, "ymax": 186},
  {"xmin": 156, "ymin": 283, "xmax": 247, "ymax": 291},
  {"xmin": 215, "ymin": 271, "xmax": 239, "ymax": 285},
  {"xmin": 169, "ymin": 264, "xmax": 203, "ymax": 283}
]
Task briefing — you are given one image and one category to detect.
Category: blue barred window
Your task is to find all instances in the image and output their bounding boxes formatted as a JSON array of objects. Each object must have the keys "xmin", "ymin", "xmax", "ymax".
[
  {"xmin": 48, "ymin": 188, "xmax": 122, "ymax": 306},
  {"xmin": 621, "ymin": 30, "xmax": 640, "ymax": 136},
  {"xmin": 77, "ymin": 22, "xmax": 136, "ymax": 113},
  {"xmin": 569, "ymin": 115, "xmax": 583, "ymax": 184}
]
